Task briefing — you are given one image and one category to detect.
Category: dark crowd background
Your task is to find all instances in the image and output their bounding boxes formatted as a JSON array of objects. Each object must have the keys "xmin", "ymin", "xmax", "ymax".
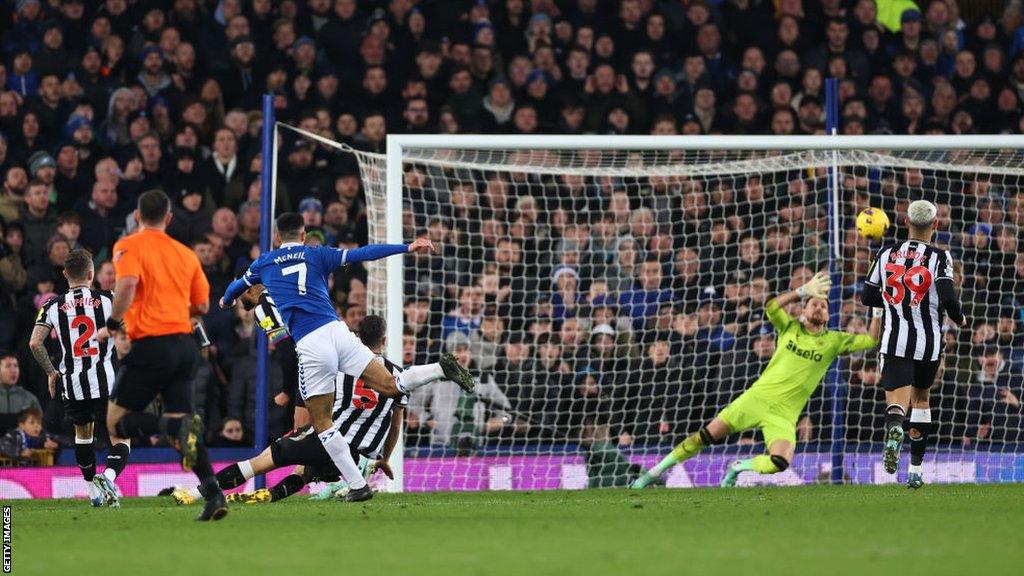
[{"xmin": 0, "ymin": 0, "xmax": 1021, "ymax": 464}]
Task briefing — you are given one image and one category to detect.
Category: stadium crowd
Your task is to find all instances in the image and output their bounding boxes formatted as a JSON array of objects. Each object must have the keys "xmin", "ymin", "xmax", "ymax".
[{"xmin": 0, "ymin": 0, "xmax": 1022, "ymax": 462}]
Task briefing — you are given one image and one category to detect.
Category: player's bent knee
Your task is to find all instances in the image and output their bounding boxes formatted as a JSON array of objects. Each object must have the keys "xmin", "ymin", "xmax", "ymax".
[{"xmin": 769, "ymin": 455, "xmax": 789, "ymax": 472}]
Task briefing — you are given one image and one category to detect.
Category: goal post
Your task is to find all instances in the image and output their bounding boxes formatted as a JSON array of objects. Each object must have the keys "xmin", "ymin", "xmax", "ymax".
[{"xmin": 330, "ymin": 131, "xmax": 1024, "ymax": 491}]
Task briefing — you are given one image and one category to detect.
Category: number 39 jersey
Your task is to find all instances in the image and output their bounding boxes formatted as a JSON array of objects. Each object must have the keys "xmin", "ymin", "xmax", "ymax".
[
  {"xmin": 35, "ymin": 287, "xmax": 116, "ymax": 401},
  {"xmin": 866, "ymin": 240, "xmax": 954, "ymax": 361},
  {"xmin": 331, "ymin": 356, "xmax": 408, "ymax": 459}
]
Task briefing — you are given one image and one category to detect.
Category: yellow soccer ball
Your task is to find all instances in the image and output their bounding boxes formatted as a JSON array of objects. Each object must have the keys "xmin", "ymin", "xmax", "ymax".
[{"xmin": 856, "ymin": 207, "xmax": 890, "ymax": 240}]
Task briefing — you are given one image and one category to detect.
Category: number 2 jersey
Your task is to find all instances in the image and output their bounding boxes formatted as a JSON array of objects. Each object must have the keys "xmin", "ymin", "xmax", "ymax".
[
  {"xmin": 863, "ymin": 240, "xmax": 964, "ymax": 361},
  {"xmin": 35, "ymin": 287, "xmax": 115, "ymax": 401}
]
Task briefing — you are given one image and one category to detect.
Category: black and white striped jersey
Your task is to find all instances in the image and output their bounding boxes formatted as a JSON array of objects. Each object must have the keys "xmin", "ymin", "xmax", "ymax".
[
  {"xmin": 35, "ymin": 287, "xmax": 116, "ymax": 401},
  {"xmin": 253, "ymin": 292, "xmax": 288, "ymax": 343},
  {"xmin": 864, "ymin": 240, "xmax": 955, "ymax": 361},
  {"xmin": 331, "ymin": 356, "xmax": 407, "ymax": 459}
]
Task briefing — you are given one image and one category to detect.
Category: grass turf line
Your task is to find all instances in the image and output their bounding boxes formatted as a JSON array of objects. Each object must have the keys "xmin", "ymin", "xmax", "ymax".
[{"xmin": 6, "ymin": 484, "xmax": 1022, "ymax": 576}]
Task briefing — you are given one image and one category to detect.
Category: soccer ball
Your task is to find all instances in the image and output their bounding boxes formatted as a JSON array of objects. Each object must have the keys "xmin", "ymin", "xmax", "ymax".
[{"xmin": 855, "ymin": 208, "xmax": 890, "ymax": 240}]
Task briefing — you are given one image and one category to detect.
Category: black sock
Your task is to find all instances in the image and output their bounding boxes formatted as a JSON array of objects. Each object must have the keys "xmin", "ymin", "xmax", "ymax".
[
  {"xmin": 909, "ymin": 414, "xmax": 933, "ymax": 467},
  {"xmin": 115, "ymin": 412, "xmax": 160, "ymax": 438},
  {"xmin": 216, "ymin": 463, "xmax": 247, "ymax": 489},
  {"xmin": 160, "ymin": 415, "xmax": 184, "ymax": 439},
  {"xmin": 884, "ymin": 404, "xmax": 906, "ymax": 431},
  {"xmin": 74, "ymin": 439, "xmax": 96, "ymax": 481},
  {"xmin": 193, "ymin": 443, "xmax": 219, "ymax": 497},
  {"xmin": 269, "ymin": 474, "xmax": 306, "ymax": 502},
  {"xmin": 104, "ymin": 442, "xmax": 130, "ymax": 479}
]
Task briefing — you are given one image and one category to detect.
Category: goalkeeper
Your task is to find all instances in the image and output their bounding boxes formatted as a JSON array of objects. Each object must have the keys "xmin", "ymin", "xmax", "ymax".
[{"xmin": 632, "ymin": 272, "xmax": 881, "ymax": 488}]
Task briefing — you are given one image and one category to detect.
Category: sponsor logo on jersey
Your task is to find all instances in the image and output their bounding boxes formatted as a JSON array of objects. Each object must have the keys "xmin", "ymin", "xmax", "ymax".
[{"xmin": 786, "ymin": 340, "xmax": 824, "ymax": 362}]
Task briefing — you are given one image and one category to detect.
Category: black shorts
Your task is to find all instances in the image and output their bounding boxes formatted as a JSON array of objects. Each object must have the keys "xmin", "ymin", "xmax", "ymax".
[
  {"xmin": 110, "ymin": 334, "xmax": 198, "ymax": 413},
  {"xmin": 63, "ymin": 398, "xmax": 106, "ymax": 426},
  {"xmin": 879, "ymin": 354, "xmax": 941, "ymax": 392}
]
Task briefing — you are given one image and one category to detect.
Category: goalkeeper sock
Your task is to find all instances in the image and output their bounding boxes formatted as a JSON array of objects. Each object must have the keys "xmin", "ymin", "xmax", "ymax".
[
  {"xmin": 909, "ymin": 408, "xmax": 932, "ymax": 467},
  {"xmin": 648, "ymin": 431, "xmax": 709, "ymax": 477},
  {"xmin": 746, "ymin": 455, "xmax": 781, "ymax": 474},
  {"xmin": 269, "ymin": 474, "xmax": 307, "ymax": 502},
  {"xmin": 884, "ymin": 404, "xmax": 906, "ymax": 431},
  {"xmin": 74, "ymin": 436, "xmax": 96, "ymax": 481},
  {"xmin": 395, "ymin": 363, "xmax": 444, "ymax": 394}
]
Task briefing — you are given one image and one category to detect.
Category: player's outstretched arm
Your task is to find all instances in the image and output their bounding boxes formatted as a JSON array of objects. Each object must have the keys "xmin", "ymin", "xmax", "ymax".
[
  {"xmin": 340, "ymin": 238, "xmax": 435, "ymax": 267},
  {"xmin": 221, "ymin": 277, "xmax": 249, "ymax": 309},
  {"xmin": 221, "ymin": 263, "xmax": 262, "ymax": 309},
  {"xmin": 772, "ymin": 271, "xmax": 831, "ymax": 309}
]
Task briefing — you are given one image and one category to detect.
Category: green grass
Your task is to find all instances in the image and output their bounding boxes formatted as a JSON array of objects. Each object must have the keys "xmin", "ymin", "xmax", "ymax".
[{"xmin": 7, "ymin": 484, "xmax": 1023, "ymax": 576}]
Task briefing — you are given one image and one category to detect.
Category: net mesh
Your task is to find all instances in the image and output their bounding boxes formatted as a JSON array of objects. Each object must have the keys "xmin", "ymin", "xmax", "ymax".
[{"xmin": 295, "ymin": 128, "xmax": 1024, "ymax": 490}]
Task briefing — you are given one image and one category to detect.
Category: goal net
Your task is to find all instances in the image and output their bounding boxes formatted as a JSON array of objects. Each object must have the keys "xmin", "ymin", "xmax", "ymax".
[{"xmin": 303, "ymin": 130, "xmax": 1024, "ymax": 490}]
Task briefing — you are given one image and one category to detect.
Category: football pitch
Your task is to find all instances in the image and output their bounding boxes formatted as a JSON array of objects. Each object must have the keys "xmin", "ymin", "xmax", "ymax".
[{"xmin": 8, "ymin": 484, "xmax": 1023, "ymax": 576}]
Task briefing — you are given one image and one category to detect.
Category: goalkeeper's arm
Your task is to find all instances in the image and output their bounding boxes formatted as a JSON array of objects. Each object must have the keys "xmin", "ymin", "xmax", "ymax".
[{"xmin": 772, "ymin": 271, "xmax": 831, "ymax": 309}]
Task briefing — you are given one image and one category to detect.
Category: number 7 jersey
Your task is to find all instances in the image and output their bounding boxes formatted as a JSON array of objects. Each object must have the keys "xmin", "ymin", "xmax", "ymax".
[
  {"xmin": 240, "ymin": 243, "xmax": 348, "ymax": 343},
  {"xmin": 865, "ymin": 240, "xmax": 955, "ymax": 361}
]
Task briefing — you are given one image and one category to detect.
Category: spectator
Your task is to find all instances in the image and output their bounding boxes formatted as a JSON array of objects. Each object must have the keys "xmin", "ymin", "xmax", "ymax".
[
  {"xmin": 966, "ymin": 346, "xmax": 1023, "ymax": 444},
  {"xmin": 209, "ymin": 417, "xmax": 248, "ymax": 448},
  {"xmin": 0, "ymin": 166, "xmax": 28, "ymax": 223},
  {"xmin": 407, "ymin": 334, "xmax": 511, "ymax": 450},
  {"xmin": 618, "ymin": 257, "xmax": 673, "ymax": 331},
  {"xmin": 0, "ymin": 352, "xmax": 40, "ymax": 432},
  {"xmin": 441, "ymin": 285, "xmax": 484, "ymax": 340},
  {"xmin": 77, "ymin": 179, "xmax": 124, "ymax": 260},
  {"xmin": 0, "ymin": 407, "xmax": 58, "ymax": 465},
  {"xmin": 18, "ymin": 179, "xmax": 56, "ymax": 265},
  {"xmin": 26, "ymin": 235, "xmax": 69, "ymax": 293}
]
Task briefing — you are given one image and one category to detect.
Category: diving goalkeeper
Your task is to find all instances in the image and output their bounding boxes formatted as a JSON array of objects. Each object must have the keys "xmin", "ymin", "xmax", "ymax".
[{"xmin": 632, "ymin": 272, "xmax": 881, "ymax": 488}]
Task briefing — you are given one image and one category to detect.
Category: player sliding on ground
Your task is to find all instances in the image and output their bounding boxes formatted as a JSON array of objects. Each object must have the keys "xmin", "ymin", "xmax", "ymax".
[
  {"xmin": 860, "ymin": 200, "xmax": 965, "ymax": 489},
  {"xmin": 632, "ymin": 272, "xmax": 881, "ymax": 489},
  {"xmin": 171, "ymin": 314, "xmax": 418, "ymax": 504},
  {"xmin": 221, "ymin": 213, "xmax": 474, "ymax": 502}
]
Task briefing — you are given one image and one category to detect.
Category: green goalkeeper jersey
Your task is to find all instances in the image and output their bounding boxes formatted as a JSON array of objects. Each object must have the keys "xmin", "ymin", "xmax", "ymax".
[{"xmin": 747, "ymin": 299, "xmax": 878, "ymax": 422}]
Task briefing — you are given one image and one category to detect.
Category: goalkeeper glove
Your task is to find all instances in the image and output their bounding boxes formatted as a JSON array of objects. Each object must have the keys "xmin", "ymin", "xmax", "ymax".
[{"xmin": 797, "ymin": 272, "xmax": 831, "ymax": 299}]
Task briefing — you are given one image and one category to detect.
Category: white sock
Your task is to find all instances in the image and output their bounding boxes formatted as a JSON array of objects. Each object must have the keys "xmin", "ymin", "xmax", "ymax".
[
  {"xmin": 908, "ymin": 464, "xmax": 923, "ymax": 475},
  {"xmin": 395, "ymin": 363, "xmax": 444, "ymax": 394},
  {"xmin": 187, "ymin": 487, "xmax": 202, "ymax": 500},
  {"xmin": 318, "ymin": 428, "xmax": 367, "ymax": 490},
  {"xmin": 238, "ymin": 460, "xmax": 255, "ymax": 481}
]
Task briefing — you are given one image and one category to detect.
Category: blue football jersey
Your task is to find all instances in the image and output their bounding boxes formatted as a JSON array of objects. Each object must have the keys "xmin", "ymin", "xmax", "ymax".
[{"xmin": 241, "ymin": 243, "xmax": 344, "ymax": 343}]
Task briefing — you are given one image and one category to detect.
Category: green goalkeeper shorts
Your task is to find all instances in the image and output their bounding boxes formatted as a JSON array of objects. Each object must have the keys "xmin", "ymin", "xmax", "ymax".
[{"xmin": 717, "ymin": 391, "xmax": 797, "ymax": 447}]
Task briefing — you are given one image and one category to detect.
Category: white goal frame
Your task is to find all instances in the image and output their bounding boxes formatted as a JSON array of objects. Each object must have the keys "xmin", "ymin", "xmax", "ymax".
[{"xmin": 383, "ymin": 133, "xmax": 1024, "ymax": 492}]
